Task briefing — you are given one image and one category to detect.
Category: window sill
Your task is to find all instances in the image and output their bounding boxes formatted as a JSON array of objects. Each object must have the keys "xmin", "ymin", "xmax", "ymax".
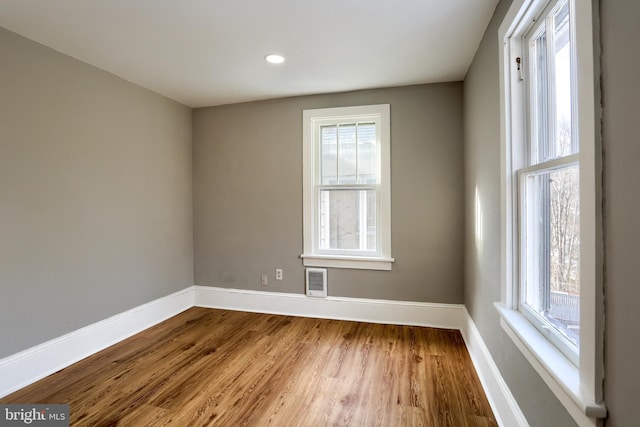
[
  {"xmin": 494, "ymin": 303, "xmax": 606, "ymax": 424},
  {"xmin": 300, "ymin": 254, "xmax": 394, "ymax": 271}
]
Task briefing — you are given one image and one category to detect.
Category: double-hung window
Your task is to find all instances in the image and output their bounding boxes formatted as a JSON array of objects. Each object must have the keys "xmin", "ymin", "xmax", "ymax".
[
  {"xmin": 302, "ymin": 105, "xmax": 393, "ymax": 271},
  {"xmin": 498, "ymin": 0, "xmax": 605, "ymax": 423},
  {"xmin": 520, "ymin": 0, "xmax": 580, "ymax": 366}
]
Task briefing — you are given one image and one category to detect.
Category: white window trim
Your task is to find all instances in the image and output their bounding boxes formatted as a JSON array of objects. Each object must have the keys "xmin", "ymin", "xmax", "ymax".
[
  {"xmin": 301, "ymin": 104, "xmax": 393, "ymax": 271},
  {"xmin": 497, "ymin": 0, "xmax": 605, "ymax": 425}
]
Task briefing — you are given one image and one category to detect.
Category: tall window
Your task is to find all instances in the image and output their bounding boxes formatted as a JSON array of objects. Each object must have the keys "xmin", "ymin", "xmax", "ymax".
[
  {"xmin": 519, "ymin": 0, "xmax": 580, "ymax": 364},
  {"xmin": 302, "ymin": 105, "xmax": 393, "ymax": 271},
  {"xmin": 499, "ymin": 0, "xmax": 604, "ymax": 422}
]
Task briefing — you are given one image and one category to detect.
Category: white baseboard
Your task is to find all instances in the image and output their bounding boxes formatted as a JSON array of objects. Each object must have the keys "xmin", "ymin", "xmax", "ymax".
[
  {"xmin": 460, "ymin": 306, "xmax": 529, "ymax": 427},
  {"xmin": 0, "ymin": 284, "xmax": 527, "ymax": 427},
  {"xmin": 0, "ymin": 286, "xmax": 194, "ymax": 399},
  {"xmin": 194, "ymin": 285, "xmax": 464, "ymax": 329}
]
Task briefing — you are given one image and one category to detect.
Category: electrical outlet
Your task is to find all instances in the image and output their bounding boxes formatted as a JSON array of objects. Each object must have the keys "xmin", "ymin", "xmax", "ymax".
[
  {"xmin": 261, "ymin": 273, "xmax": 268, "ymax": 286},
  {"xmin": 275, "ymin": 268, "xmax": 283, "ymax": 280}
]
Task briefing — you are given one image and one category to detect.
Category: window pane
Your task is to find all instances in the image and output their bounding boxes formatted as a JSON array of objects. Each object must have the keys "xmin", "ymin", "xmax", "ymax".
[
  {"xmin": 320, "ymin": 126, "xmax": 337, "ymax": 185},
  {"xmin": 338, "ymin": 125, "xmax": 357, "ymax": 184},
  {"xmin": 530, "ymin": 28, "xmax": 548, "ymax": 164},
  {"xmin": 366, "ymin": 189, "xmax": 376, "ymax": 250},
  {"xmin": 529, "ymin": 0, "xmax": 575, "ymax": 164},
  {"xmin": 552, "ymin": 0, "xmax": 574, "ymax": 158},
  {"xmin": 357, "ymin": 123, "xmax": 377, "ymax": 184},
  {"xmin": 319, "ymin": 189, "xmax": 376, "ymax": 251},
  {"xmin": 522, "ymin": 164, "xmax": 580, "ymax": 347}
]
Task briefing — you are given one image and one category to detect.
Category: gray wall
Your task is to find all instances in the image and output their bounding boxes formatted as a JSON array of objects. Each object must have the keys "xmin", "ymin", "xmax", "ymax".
[
  {"xmin": 600, "ymin": 1, "xmax": 640, "ymax": 425},
  {"xmin": 465, "ymin": 0, "xmax": 640, "ymax": 426},
  {"xmin": 193, "ymin": 84, "xmax": 465, "ymax": 303},
  {"xmin": 463, "ymin": 1, "xmax": 578, "ymax": 425},
  {"xmin": 0, "ymin": 28, "xmax": 194, "ymax": 358}
]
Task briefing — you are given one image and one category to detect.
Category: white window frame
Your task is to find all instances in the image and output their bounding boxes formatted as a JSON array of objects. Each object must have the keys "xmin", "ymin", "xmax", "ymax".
[
  {"xmin": 301, "ymin": 104, "xmax": 393, "ymax": 271},
  {"xmin": 517, "ymin": 0, "xmax": 583, "ymax": 366},
  {"xmin": 496, "ymin": 0, "xmax": 605, "ymax": 425}
]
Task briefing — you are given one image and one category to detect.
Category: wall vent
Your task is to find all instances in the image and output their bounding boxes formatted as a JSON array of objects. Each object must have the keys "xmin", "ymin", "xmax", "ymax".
[{"xmin": 305, "ymin": 268, "xmax": 327, "ymax": 297}]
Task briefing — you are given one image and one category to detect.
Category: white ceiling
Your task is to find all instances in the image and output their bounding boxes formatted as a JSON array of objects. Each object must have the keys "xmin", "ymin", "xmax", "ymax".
[{"xmin": 0, "ymin": 0, "xmax": 498, "ymax": 108}]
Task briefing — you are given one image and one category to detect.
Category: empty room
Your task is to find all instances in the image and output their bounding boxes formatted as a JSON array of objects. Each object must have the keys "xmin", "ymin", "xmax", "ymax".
[{"xmin": 0, "ymin": 0, "xmax": 637, "ymax": 426}]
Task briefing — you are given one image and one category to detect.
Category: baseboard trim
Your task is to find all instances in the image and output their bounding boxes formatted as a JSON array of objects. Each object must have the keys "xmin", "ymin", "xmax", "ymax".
[
  {"xmin": 0, "ymin": 286, "xmax": 194, "ymax": 399},
  {"xmin": 194, "ymin": 285, "xmax": 464, "ymax": 329},
  {"xmin": 460, "ymin": 307, "xmax": 529, "ymax": 427}
]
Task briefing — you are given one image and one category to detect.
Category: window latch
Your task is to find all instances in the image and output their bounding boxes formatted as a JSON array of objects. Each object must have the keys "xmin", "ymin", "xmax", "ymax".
[{"xmin": 516, "ymin": 57, "xmax": 524, "ymax": 81}]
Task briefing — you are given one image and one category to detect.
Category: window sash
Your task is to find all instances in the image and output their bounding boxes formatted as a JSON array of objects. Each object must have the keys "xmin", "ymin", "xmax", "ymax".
[
  {"xmin": 319, "ymin": 122, "xmax": 377, "ymax": 186},
  {"xmin": 525, "ymin": 0, "xmax": 577, "ymax": 167},
  {"xmin": 316, "ymin": 186, "xmax": 378, "ymax": 255},
  {"xmin": 517, "ymin": 0, "xmax": 581, "ymax": 364},
  {"xmin": 315, "ymin": 120, "xmax": 381, "ymax": 257},
  {"xmin": 517, "ymin": 157, "xmax": 580, "ymax": 365},
  {"xmin": 314, "ymin": 117, "xmax": 382, "ymax": 257}
]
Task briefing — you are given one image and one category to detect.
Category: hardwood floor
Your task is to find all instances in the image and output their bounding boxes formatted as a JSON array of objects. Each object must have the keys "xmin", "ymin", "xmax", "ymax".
[{"xmin": 2, "ymin": 308, "xmax": 497, "ymax": 426}]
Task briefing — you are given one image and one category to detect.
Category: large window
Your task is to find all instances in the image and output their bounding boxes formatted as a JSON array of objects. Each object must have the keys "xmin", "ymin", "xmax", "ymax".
[
  {"xmin": 498, "ymin": 0, "xmax": 605, "ymax": 423},
  {"xmin": 519, "ymin": 0, "xmax": 580, "ymax": 364},
  {"xmin": 302, "ymin": 105, "xmax": 393, "ymax": 271}
]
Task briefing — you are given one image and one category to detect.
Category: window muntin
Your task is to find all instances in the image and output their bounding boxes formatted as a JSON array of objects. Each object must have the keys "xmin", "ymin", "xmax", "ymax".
[
  {"xmin": 302, "ymin": 104, "xmax": 392, "ymax": 270},
  {"xmin": 517, "ymin": 0, "xmax": 581, "ymax": 364}
]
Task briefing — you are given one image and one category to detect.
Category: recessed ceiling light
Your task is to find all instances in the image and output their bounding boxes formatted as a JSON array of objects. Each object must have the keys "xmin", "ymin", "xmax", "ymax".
[{"xmin": 265, "ymin": 54, "xmax": 285, "ymax": 64}]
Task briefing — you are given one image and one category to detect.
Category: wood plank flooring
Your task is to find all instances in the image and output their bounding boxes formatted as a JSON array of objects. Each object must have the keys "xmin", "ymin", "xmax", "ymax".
[{"xmin": 2, "ymin": 307, "xmax": 497, "ymax": 426}]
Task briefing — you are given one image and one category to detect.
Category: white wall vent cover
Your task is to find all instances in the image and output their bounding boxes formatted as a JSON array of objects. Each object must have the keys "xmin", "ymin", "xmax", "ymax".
[{"xmin": 305, "ymin": 268, "xmax": 327, "ymax": 297}]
